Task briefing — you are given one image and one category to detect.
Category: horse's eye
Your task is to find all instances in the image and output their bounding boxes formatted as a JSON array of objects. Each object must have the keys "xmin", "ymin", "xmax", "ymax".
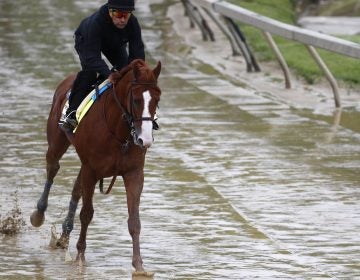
[{"xmin": 133, "ymin": 99, "xmax": 141, "ymax": 107}]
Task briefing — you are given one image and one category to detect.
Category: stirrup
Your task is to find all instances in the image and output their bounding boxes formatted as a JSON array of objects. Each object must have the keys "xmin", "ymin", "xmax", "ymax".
[
  {"xmin": 59, "ymin": 118, "xmax": 78, "ymax": 133},
  {"xmin": 59, "ymin": 112, "xmax": 78, "ymax": 132}
]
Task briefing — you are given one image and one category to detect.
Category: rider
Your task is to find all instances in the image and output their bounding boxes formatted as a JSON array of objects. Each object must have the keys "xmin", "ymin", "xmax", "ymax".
[{"xmin": 60, "ymin": 0, "xmax": 145, "ymax": 132}]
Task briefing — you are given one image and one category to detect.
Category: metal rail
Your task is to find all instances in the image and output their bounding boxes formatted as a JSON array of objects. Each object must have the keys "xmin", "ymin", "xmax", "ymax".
[{"xmin": 189, "ymin": 0, "xmax": 360, "ymax": 108}]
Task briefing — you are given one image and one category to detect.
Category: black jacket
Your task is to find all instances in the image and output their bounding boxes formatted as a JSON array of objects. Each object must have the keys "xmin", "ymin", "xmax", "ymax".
[{"xmin": 74, "ymin": 4, "xmax": 145, "ymax": 77}]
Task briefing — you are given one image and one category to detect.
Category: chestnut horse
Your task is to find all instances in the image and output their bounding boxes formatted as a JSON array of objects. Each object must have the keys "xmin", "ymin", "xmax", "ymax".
[{"xmin": 30, "ymin": 59, "xmax": 161, "ymax": 273}]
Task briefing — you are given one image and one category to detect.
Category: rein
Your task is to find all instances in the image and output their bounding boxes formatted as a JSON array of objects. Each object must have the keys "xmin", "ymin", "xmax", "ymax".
[{"xmin": 99, "ymin": 176, "xmax": 117, "ymax": 195}]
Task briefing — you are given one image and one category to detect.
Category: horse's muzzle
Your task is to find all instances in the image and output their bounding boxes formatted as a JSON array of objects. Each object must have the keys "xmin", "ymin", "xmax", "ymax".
[
  {"xmin": 132, "ymin": 121, "xmax": 153, "ymax": 148},
  {"xmin": 133, "ymin": 134, "xmax": 153, "ymax": 149}
]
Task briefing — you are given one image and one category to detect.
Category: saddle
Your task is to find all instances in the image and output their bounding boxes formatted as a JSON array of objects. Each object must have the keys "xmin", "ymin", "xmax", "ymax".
[{"xmin": 60, "ymin": 79, "xmax": 112, "ymax": 131}]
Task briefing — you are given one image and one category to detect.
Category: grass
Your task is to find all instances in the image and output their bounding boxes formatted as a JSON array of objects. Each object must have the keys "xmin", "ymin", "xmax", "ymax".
[{"xmin": 228, "ymin": 0, "xmax": 360, "ymax": 86}]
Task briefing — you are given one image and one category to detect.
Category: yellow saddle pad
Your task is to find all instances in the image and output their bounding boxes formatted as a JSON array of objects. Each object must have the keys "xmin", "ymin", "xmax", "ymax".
[{"xmin": 76, "ymin": 79, "xmax": 112, "ymax": 123}]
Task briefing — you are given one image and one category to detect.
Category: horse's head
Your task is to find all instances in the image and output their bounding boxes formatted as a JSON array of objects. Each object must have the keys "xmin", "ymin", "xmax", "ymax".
[{"xmin": 111, "ymin": 59, "xmax": 161, "ymax": 149}]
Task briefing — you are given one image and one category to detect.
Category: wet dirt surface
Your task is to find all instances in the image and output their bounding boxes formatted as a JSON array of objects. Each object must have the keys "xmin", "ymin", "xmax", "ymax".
[{"xmin": 0, "ymin": 0, "xmax": 359, "ymax": 279}]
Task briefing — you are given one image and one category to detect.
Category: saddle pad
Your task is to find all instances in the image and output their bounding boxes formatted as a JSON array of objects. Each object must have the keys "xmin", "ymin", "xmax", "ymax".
[{"xmin": 76, "ymin": 79, "xmax": 112, "ymax": 123}]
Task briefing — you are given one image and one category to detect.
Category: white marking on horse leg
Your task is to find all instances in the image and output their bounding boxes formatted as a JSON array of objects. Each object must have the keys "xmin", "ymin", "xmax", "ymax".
[{"xmin": 138, "ymin": 90, "xmax": 153, "ymax": 147}]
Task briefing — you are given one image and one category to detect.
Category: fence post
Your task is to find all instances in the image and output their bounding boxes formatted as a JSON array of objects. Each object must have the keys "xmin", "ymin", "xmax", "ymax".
[
  {"xmin": 201, "ymin": 8, "xmax": 241, "ymax": 56},
  {"xmin": 263, "ymin": 31, "xmax": 292, "ymax": 89},
  {"xmin": 306, "ymin": 45, "xmax": 341, "ymax": 108},
  {"xmin": 223, "ymin": 17, "xmax": 261, "ymax": 72},
  {"xmin": 181, "ymin": 0, "xmax": 215, "ymax": 41}
]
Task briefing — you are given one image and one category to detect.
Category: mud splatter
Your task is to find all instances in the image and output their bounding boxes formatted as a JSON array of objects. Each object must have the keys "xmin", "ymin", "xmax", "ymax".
[{"xmin": 0, "ymin": 191, "xmax": 25, "ymax": 235}]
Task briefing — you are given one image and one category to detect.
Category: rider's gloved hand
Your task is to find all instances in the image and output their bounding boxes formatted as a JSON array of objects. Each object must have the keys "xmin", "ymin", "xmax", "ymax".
[{"xmin": 108, "ymin": 72, "xmax": 117, "ymax": 84}]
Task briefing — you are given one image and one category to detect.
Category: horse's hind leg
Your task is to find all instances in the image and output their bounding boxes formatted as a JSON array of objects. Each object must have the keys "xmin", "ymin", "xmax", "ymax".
[
  {"xmin": 30, "ymin": 133, "xmax": 70, "ymax": 227},
  {"xmin": 56, "ymin": 168, "xmax": 82, "ymax": 249}
]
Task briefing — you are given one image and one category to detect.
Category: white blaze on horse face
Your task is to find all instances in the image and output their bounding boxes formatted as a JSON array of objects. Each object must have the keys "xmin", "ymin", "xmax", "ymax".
[{"xmin": 138, "ymin": 90, "xmax": 153, "ymax": 148}]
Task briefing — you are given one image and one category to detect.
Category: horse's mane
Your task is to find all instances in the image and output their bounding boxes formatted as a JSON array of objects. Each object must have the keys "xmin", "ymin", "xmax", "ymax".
[{"xmin": 110, "ymin": 59, "xmax": 154, "ymax": 85}]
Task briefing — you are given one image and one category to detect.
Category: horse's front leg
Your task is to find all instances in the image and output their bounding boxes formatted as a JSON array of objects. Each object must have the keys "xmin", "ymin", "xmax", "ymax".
[
  {"xmin": 123, "ymin": 170, "xmax": 145, "ymax": 272},
  {"xmin": 55, "ymin": 168, "xmax": 82, "ymax": 249},
  {"xmin": 75, "ymin": 166, "xmax": 97, "ymax": 263}
]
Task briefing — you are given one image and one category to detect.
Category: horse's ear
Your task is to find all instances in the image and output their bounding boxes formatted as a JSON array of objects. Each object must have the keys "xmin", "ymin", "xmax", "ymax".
[{"xmin": 153, "ymin": 61, "xmax": 161, "ymax": 79}]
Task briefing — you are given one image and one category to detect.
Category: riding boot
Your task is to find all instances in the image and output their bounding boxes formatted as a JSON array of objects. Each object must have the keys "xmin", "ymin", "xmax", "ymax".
[
  {"xmin": 67, "ymin": 70, "xmax": 98, "ymax": 114},
  {"xmin": 59, "ymin": 111, "xmax": 78, "ymax": 133},
  {"xmin": 59, "ymin": 70, "xmax": 97, "ymax": 132}
]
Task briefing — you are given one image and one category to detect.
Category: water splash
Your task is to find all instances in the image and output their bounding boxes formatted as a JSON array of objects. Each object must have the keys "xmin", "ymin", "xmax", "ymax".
[{"xmin": 0, "ymin": 191, "xmax": 25, "ymax": 235}]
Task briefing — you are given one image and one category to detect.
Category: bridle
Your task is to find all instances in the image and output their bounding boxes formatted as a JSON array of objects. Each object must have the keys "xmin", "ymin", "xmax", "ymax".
[
  {"xmin": 100, "ymin": 64, "xmax": 161, "ymax": 195},
  {"xmin": 111, "ymin": 79, "xmax": 159, "ymax": 144},
  {"xmin": 100, "ymin": 79, "xmax": 159, "ymax": 194}
]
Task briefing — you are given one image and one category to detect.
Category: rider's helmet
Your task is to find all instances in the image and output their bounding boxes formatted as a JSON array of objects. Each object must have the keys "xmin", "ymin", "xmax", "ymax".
[{"xmin": 108, "ymin": 0, "xmax": 135, "ymax": 11}]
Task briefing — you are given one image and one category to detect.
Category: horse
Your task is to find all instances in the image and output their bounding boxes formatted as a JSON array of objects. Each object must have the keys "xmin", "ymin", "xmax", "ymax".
[{"xmin": 30, "ymin": 59, "xmax": 162, "ymax": 274}]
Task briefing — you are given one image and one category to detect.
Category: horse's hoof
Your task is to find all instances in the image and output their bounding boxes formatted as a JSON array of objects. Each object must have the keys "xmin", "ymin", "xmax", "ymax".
[
  {"xmin": 30, "ymin": 210, "xmax": 45, "ymax": 227},
  {"xmin": 75, "ymin": 252, "xmax": 86, "ymax": 266},
  {"xmin": 55, "ymin": 239, "xmax": 68, "ymax": 249},
  {"xmin": 54, "ymin": 232, "xmax": 70, "ymax": 250},
  {"xmin": 48, "ymin": 225, "xmax": 69, "ymax": 249},
  {"xmin": 132, "ymin": 271, "xmax": 155, "ymax": 278}
]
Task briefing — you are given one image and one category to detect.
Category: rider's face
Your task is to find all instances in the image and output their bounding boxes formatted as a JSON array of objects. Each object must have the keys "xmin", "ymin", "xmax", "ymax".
[{"xmin": 109, "ymin": 9, "xmax": 131, "ymax": 29}]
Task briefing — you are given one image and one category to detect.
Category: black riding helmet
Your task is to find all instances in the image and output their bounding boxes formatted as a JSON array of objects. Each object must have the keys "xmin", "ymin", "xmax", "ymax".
[{"xmin": 108, "ymin": 0, "xmax": 135, "ymax": 11}]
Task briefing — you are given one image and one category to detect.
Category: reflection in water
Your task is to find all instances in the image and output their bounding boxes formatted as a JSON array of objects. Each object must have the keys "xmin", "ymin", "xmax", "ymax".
[
  {"xmin": 0, "ymin": 0, "xmax": 360, "ymax": 279},
  {"xmin": 325, "ymin": 108, "xmax": 342, "ymax": 143}
]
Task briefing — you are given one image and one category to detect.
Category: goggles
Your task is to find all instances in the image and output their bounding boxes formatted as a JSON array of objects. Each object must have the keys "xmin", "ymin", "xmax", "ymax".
[{"xmin": 109, "ymin": 9, "xmax": 132, "ymax": 19}]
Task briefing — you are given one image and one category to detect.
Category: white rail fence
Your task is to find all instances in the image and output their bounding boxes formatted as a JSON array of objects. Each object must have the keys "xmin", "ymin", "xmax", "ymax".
[{"xmin": 186, "ymin": 0, "xmax": 360, "ymax": 108}]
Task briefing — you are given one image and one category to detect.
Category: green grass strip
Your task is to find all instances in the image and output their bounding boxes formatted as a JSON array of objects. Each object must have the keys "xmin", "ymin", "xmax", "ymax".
[{"xmin": 229, "ymin": 0, "xmax": 360, "ymax": 85}]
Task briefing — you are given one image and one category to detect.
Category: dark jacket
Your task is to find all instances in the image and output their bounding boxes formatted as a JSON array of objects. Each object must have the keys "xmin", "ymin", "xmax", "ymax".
[{"xmin": 74, "ymin": 4, "xmax": 145, "ymax": 77}]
